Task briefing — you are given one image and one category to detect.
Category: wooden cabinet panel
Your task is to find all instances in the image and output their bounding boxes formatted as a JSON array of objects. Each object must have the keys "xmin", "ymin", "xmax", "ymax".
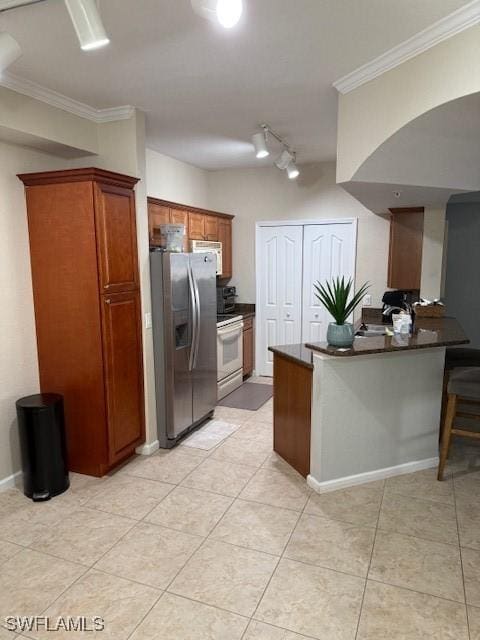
[
  {"xmin": 388, "ymin": 207, "xmax": 424, "ymax": 290},
  {"xmin": 273, "ymin": 353, "xmax": 312, "ymax": 478},
  {"xmin": 170, "ymin": 208, "xmax": 189, "ymax": 251},
  {"xmin": 19, "ymin": 168, "xmax": 144, "ymax": 477},
  {"xmin": 147, "ymin": 197, "xmax": 234, "ymax": 279},
  {"xmin": 205, "ymin": 215, "xmax": 218, "ymax": 241},
  {"xmin": 95, "ymin": 183, "xmax": 139, "ymax": 293},
  {"xmin": 148, "ymin": 202, "xmax": 170, "ymax": 246},
  {"xmin": 101, "ymin": 291, "xmax": 145, "ymax": 464},
  {"xmin": 24, "ymin": 180, "xmax": 108, "ymax": 477},
  {"xmin": 243, "ymin": 325, "xmax": 254, "ymax": 377},
  {"xmin": 189, "ymin": 212, "xmax": 205, "ymax": 240},
  {"xmin": 217, "ymin": 219, "xmax": 232, "ymax": 279}
]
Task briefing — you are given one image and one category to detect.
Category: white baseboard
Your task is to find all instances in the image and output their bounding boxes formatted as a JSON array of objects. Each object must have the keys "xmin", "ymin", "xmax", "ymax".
[
  {"xmin": 0, "ymin": 470, "xmax": 23, "ymax": 493},
  {"xmin": 135, "ymin": 440, "xmax": 159, "ymax": 456},
  {"xmin": 307, "ymin": 457, "xmax": 439, "ymax": 494}
]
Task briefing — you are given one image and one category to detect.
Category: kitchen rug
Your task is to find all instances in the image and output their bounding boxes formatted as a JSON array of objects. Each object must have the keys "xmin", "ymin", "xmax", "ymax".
[
  {"xmin": 181, "ymin": 420, "xmax": 240, "ymax": 450},
  {"xmin": 217, "ymin": 382, "xmax": 273, "ymax": 411}
]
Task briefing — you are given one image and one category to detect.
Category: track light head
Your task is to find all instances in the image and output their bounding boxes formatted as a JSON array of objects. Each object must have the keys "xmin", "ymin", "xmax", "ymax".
[
  {"xmin": 0, "ymin": 31, "xmax": 21, "ymax": 73},
  {"xmin": 287, "ymin": 161, "xmax": 300, "ymax": 180},
  {"xmin": 192, "ymin": 0, "xmax": 243, "ymax": 29},
  {"xmin": 252, "ymin": 131, "xmax": 269, "ymax": 159},
  {"xmin": 64, "ymin": 0, "xmax": 110, "ymax": 51},
  {"xmin": 274, "ymin": 149, "xmax": 294, "ymax": 171}
]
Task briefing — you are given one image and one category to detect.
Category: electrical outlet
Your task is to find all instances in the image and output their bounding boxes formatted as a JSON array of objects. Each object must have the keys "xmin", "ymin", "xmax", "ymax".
[
  {"xmin": 364, "ymin": 294, "xmax": 372, "ymax": 307},
  {"xmin": 145, "ymin": 312, "xmax": 152, "ymax": 329}
]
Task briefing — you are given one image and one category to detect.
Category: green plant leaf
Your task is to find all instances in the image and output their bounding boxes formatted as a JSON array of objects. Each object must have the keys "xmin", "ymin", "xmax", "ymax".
[{"xmin": 313, "ymin": 278, "xmax": 370, "ymax": 325}]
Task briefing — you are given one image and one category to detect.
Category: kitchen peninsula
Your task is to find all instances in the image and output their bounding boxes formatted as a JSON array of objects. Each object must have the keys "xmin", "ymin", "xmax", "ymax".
[{"xmin": 269, "ymin": 317, "xmax": 468, "ymax": 492}]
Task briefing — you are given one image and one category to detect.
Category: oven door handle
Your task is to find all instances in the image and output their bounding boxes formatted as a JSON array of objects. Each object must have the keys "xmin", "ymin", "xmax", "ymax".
[{"xmin": 217, "ymin": 322, "xmax": 244, "ymax": 338}]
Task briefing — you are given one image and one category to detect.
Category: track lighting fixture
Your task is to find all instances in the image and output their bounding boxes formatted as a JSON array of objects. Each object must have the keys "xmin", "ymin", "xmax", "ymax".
[
  {"xmin": 191, "ymin": 0, "xmax": 243, "ymax": 29},
  {"xmin": 287, "ymin": 161, "xmax": 299, "ymax": 180},
  {"xmin": 0, "ymin": 31, "xmax": 21, "ymax": 73},
  {"xmin": 252, "ymin": 130, "xmax": 269, "ymax": 159},
  {"xmin": 252, "ymin": 124, "xmax": 300, "ymax": 180},
  {"xmin": 64, "ymin": 0, "xmax": 109, "ymax": 51},
  {"xmin": 274, "ymin": 149, "xmax": 294, "ymax": 171},
  {"xmin": 0, "ymin": 0, "xmax": 110, "ymax": 61}
]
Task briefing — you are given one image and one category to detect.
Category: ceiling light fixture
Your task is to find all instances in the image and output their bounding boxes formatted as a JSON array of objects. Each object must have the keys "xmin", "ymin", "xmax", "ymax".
[
  {"xmin": 274, "ymin": 149, "xmax": 294, "ymax": 171},
  {"xmin": 253, "ymin": 123, "xmax": 300, "ymax": 179},
  {"xmin": 252, "ymin": 130, "xmax": 269, "ymax": 159},
  {"xmin": 64, "ymin": 0, "xmax": 110, "ymax": 51},
  {"xmin": 0, "ymin": 0, "xmax": 110, "ymax": 55},
  {"xmin": 191, "ymin": 0, "xmax": 243, "ymax": 29},
  {"xmin": 0, "ymin": 31, "xmax": 21, "ymax": 73},
  {"xmin": 287, "ymin": 161, "xmax": 300, "ymax": 180}
]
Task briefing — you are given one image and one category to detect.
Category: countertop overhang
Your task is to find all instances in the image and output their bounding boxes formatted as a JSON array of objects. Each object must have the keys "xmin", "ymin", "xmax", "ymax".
[
  {"xmin": 268, "ymin": 317, "xmax": 468, "ymax": 366},
  {"xmin": 307, "ymin": 317, "xmax": 468, "ymax": 357}
]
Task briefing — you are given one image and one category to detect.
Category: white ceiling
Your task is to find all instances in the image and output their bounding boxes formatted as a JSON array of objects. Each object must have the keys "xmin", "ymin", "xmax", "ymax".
[{"xmin": 0, "ymin": 0, "xmax": 471, "ymax": 169}]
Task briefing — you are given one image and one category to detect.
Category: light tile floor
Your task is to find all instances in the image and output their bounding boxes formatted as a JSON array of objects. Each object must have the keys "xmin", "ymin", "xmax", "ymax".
[{"xmin": 0, "ymin": 383, "xmax": 480, "ymax": 639}]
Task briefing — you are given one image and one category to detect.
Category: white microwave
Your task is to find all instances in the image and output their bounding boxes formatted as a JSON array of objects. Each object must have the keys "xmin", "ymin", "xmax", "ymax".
[{"xmin": 191, "ymin": 240, "xmax": 223, "ymax": 275}]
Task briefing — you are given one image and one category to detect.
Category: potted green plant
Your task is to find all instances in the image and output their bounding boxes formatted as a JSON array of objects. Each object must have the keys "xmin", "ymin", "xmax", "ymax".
[{"xmin": 314, "ymin": 277, "xmax": 370, "ymax": 347}]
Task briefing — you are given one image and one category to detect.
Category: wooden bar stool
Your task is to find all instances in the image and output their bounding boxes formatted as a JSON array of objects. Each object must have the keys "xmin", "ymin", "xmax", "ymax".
[{"xmin": 438, "ymin": 367, "xmax": 480, "ymax": 481}]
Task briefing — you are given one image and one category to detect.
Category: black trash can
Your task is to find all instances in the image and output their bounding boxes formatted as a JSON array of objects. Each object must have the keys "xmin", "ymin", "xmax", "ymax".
[{"xmin": 16, "ymin": 394, "xmax": 69, "ymax": 501}]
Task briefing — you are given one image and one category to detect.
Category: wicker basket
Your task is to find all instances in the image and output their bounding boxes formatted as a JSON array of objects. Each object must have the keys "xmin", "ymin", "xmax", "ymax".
[{"xmin": 414, "ymin": 304, "xmax": 445, "ymax": 318}]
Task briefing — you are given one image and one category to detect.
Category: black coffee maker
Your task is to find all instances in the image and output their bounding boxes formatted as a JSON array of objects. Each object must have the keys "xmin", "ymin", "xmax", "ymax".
[{"xmin": 381, "ymin": 290, "xmax": 415, "ymax": 323}]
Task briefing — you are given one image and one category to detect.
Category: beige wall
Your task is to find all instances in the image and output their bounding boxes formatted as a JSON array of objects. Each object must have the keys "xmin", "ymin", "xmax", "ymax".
[
  {"xmin": 337, "ymin": 25, "xmax": 480, "ymax": 184},
  {"xmin": 0, "ymin": 141, "xmax": 70, "ymax": 486},
  {"xmin": 0, "ymin": 86, "xmax": 98, "ymax": 157},
  {"xmin": 421, "ymin": 207, "xmax": 447, "ymax": 301},
  {"xmin": 146, "ymin": 149, "xmax": 209, "ymax": 208},
  {"xmin": 207, "ymin": 162, "xmax": 390, "ymax": 306}
]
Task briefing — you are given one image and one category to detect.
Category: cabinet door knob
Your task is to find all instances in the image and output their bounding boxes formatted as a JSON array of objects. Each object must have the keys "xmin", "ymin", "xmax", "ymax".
[
  {"xmin": 286, "ymin": 313, "xmax": 291, "ymax": 318},
  {"xmin": 105, "ymin": 299, "xmax": 111, "ymax": 304},
  {"xmin": 314, "ymin": 313, "xmax": 319, "ymax": 318}
]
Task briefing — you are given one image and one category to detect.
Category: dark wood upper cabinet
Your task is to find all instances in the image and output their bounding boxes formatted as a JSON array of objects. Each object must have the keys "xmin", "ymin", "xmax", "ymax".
[
  {"xmin": 94, "ymin": 182, "xmax": 139, "ymax": 293},
  {"xmin": 147, "ymin": 197, "xmax": 234, "ymax": 280},
  {"xmin": 217, "ymin": 218, "xmax": 232, "ymax": 279},
  {"xmin": 204, "ymin": 215, "xmax": 218, "ymax": 241},
  {"xmin": 188, "ymin": 212, "xmax": 206, "ymax": 240},
  {"xmin": 148, "ymin": 202, "xmax": 170, "ymax": 246},
  {"xmin": 388, "ymin": 207, "xmax": 424, "ymax": 291},
  {"xmin": 18, "ymin": 168, "xmax": 145, "ymax": 477}
]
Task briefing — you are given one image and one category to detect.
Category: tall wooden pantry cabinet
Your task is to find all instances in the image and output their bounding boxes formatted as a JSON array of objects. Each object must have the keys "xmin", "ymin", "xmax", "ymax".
[{"xmin": 18, "ymin": 168, "xmax": 145, "ymax": 477}]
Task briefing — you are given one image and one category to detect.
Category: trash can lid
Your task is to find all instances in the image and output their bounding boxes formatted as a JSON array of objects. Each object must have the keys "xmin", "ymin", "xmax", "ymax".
[{"xmin": 16, "ymin": 393, "xmax": 63, "ymax": 410}]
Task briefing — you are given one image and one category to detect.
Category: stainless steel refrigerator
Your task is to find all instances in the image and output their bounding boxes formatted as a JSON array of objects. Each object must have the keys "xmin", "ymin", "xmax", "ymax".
[{"xmin": 150, "ymin": 251, "xmax": 217, "ymax": 448}]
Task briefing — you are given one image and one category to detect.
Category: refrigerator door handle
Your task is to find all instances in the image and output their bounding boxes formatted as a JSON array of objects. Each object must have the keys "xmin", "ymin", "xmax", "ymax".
[
  {"xmin": 192, "ymin": 268, "xmax": 201, "ymax": 369},
  {"xmin": 188, "ymin": 262, "xmax": 197, "ymax": 372}
]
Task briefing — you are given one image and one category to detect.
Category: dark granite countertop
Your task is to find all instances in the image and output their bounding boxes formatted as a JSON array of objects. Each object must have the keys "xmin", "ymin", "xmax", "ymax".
[
  {"xmin": 268, "ymin": 344, "xmax": 315, "ymax": 369},
  {"xmin": 268, "ymin": 317, "xmax": 468, "ymax": 366},
  {"xmin": 306, "ymin": 317, "xmax": 468, "ymax": 357}
]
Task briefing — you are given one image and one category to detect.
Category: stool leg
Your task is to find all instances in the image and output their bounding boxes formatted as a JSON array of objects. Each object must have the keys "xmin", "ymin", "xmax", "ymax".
[{"xmin": 438, "ymin": 393, "xmax": 457, "ymax": 481}]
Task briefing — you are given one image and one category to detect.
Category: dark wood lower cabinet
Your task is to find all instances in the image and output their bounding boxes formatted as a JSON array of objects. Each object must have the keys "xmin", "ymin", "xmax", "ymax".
[
  {"xmin": 101, "ymin": 291, "xmax": 145, "ymax": 467},
  {"xmin": 273, "ymin": 353, "xmax": 312, "ymax": 477},
  {"xmin": 243, "ymin": 317, "xmax": 254, "ymax": 378}
]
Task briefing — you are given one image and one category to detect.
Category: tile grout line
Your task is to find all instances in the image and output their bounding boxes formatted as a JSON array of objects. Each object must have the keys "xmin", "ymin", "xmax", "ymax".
[
  {"xmin": 19, "ymin": 497, "xmax": 166, "ymax": 640},
  {"xmin": 354, "ymin": 479, "xmax": 386, "ymax": 640},
  {"xmin": 453, "ymin": 475, "xmax": 472, "ymax": 640},
  {"xmin": 243, "ymin": 489, "xmax": 308, "ymax": 638}
]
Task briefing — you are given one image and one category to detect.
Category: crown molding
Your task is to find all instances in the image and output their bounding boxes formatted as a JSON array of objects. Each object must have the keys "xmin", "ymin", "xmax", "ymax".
[
  {"xmin": 334, "ymin": 0, "xmax": 480, "ymax": 94},
  {"xmin": 0, "ymin": 72, "xmax": 135, "ymax": 123}
]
